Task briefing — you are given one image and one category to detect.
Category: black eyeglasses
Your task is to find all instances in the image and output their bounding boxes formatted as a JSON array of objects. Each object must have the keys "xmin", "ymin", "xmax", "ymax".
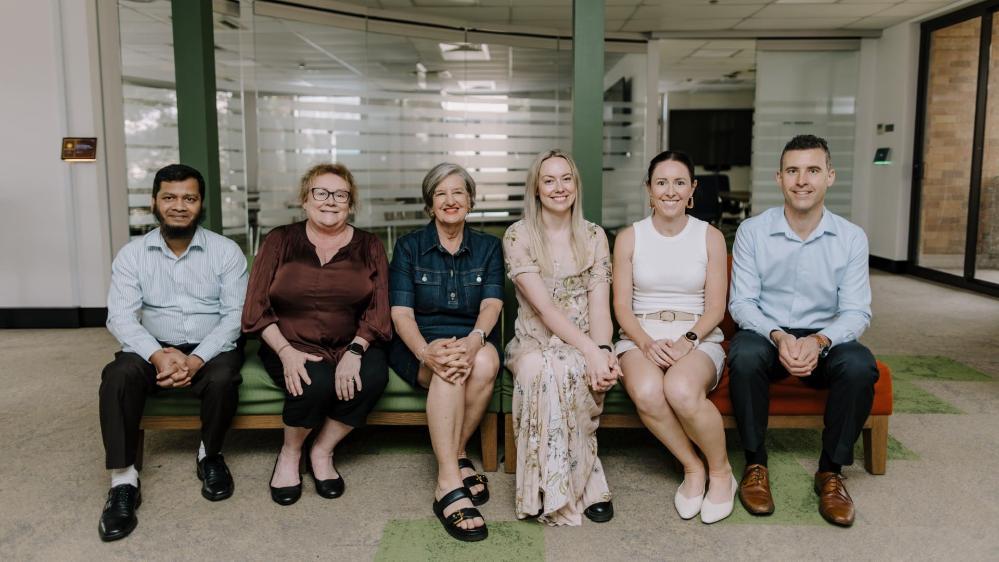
[{"xmin": 310, "ymin": 188, "xmax": 350, "ymax": 203}]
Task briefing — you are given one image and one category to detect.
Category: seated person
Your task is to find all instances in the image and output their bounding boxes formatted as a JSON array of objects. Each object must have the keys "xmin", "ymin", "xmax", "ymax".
[
  {"xmin": 728, "ymin": 134, "xmax": 879, "ymax": 527},
  {"xmin": 388, "ymin": 163, "xmax": 503, "ymax": 542},
  {"xmin": 504, "ymin": 149, "xmax": 620, "ymax": 526},
  {"xmin": 99, "ymin": 164, "xmax": 247, "ymax": 541},
  {"xmin": 613, "ymin": 150, "xmax": 735, "ymax": 524},
  {"xmin": 242, "ymin": 163, "xmax": 391, "ymax": 506}
]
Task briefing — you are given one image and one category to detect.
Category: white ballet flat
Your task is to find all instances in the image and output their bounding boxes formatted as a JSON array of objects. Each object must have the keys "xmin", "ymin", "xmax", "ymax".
[
  {"xmin": 674, "ymin": 480, "xmax": 704, "ymax": 520},
  {"xmin": 700, "ymin": 474, "xmax": 738, "ymax": 524}
]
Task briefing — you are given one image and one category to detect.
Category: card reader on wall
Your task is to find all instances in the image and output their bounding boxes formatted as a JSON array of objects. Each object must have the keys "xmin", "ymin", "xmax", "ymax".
[{"xmin": 873, "ymin": 147, "xmax": 891, "ymax": 165}]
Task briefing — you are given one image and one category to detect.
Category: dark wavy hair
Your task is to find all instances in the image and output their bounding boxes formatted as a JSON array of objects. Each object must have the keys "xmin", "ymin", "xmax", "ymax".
[
  {"xmin": 153, "ymin": 164, "xmax": 206, "ymax": 199},
  {"xmin": 645, "ymin": 150, "xmax": 695, "ymax": 185}
]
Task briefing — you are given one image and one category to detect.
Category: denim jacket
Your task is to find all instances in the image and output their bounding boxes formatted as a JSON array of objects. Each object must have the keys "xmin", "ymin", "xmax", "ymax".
[{"xmin": 389, "ymin": 221, "xmax": 504, "ymax": 342}]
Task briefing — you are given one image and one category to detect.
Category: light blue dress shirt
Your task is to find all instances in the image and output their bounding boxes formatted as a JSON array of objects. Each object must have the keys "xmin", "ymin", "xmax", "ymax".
[
  {"xmin": 729, "ymin": 206, "xmax": 871, "ymax": 348},
  {"xmin": 106, "ymin": 227, "xmax": 248, "ymax": 362}
]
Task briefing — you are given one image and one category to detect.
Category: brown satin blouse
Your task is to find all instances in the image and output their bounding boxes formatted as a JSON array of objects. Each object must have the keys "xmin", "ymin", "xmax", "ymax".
[{"xmin": 241, "ymin": 221, "xmax": 392, "ymax": 362}]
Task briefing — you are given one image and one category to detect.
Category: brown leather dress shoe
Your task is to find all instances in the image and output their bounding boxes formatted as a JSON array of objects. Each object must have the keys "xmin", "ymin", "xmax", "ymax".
[
  {"xmin": 739, "ymin": 464, "xmax": 775, "ymax": 515},
  {"xmin": 814, "ymin": 472, "xmax": 855, "ymax": 527}
]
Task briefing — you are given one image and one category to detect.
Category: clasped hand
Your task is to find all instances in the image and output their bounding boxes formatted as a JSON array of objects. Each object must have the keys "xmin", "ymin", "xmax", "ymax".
[
  {"xmin": 774, "ymin": 334, "xmax": 820, "ymax": 377},
  {"xmin": 584, "ymin": 347, "xmax": 621, "ymax": 393},
  {"xmin": 151, "ymin": 348, "xmax": 204, "ymax": 388},
  {"xmin": 639, "ymin": 337, "xmax": 696, "ymax": 369},
  {"xmin": 422, "ymin": 336, "xmax": 479, "ymax": 385}
]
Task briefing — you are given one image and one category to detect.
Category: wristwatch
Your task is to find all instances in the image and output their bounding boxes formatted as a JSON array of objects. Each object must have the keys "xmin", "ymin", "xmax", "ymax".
[
  {"xmin": 683, "ymin": 331, "xmax": 699, "ymax": 349},
  {"xmin": 810, "ymin": 334, "xmax": 831, "ymax": 358},
  {"xmin": 346, "ymin": 342, "xmax": 366, "ymax": 357}
]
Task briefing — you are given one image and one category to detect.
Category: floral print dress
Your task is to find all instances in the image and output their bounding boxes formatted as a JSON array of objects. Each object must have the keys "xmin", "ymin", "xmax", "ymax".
[{"xmin": 503, "ymin": 219, "xmax": 613, "ymax": 526}]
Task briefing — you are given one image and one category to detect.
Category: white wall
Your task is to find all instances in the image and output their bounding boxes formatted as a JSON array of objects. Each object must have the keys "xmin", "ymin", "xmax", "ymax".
[
  {"xmin": 852, "ymin": 23, "xmax": 920, "ymax": 261},
  {"xmin": 0, "ymin": 0, "xmax": 112, "ymax": 308}
]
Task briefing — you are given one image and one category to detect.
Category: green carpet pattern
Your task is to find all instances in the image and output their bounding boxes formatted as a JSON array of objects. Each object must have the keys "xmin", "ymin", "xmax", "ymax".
[{"xmin": 879, "ymin": 355, "xmax": 993, "ymax": 414}]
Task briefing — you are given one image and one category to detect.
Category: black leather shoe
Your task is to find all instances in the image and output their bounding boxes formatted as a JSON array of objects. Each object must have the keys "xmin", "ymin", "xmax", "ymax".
[
  {"xmin": 98, "ymin": 482, "xmax": 141, "ymax": 542},
  {"xmin": 312, "ymin": 473, "xmax": 345, "ymax": 499},
  {"xmin": 584, "ymin": 501, "xmax": 614, "ymax": 523},
  {"xmin": 269, "ymin": 454, "xmax": 301, "ymax": 506},
  {"xmin": 197, "ymin": 454, "xmax": 234, "ymax": 501}
]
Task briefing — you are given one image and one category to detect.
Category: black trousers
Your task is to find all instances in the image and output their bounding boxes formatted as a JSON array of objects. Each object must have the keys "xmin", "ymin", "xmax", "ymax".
[
  {"xmin": 727, "ymin": 329, "xmax": 879, "ymax": 466},
  {"xmin": 259, "ymin": 345, "xmax": 389, "ymax": 429},
  {"xmin": 99, "ymin": 344, "xmax": 244, "ymax": 469}
]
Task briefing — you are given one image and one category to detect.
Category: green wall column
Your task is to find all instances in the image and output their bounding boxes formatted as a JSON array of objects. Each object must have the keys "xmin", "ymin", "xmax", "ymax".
[
  {"xmin": 171, "ymin": 0, "xmax": 222, "ymax": 233},
  {"xmin": 572, "ymin": 0, "xmax": 604, "ymax": 224}
]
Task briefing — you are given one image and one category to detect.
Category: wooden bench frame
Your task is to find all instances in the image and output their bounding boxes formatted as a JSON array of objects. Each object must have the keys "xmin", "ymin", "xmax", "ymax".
[
  {"xmin": 138, "ymin": 411, "xmax": 499, "ymax": 472},
  {"xmin": 503, "ymin": 413, "xmax": 888, "ymax": 475}
]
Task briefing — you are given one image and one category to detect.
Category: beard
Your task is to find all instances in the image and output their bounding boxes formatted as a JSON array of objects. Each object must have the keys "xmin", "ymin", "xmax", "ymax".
[{"xmin": 153, "ymin": 205, "xmax": 203, "ymax": 239}]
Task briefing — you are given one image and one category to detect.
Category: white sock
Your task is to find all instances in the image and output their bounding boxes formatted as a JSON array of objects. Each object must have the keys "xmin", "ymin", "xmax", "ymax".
[
  {"xmin": 197, "ymin": 441, "xmax": 207, "ymax": 461},
  {"xmin": 110, "ymin": 465, "xmax": 139, "ymax": 488}
]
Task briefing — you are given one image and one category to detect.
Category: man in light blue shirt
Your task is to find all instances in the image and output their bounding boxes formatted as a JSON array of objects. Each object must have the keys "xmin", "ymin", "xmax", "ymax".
[
  {"xmin": 98, "ymin": 164, "xmax": 247, "ymax": 541},
  {"xmin": 728, "ymin": 135, "xmax": 879, "ymax": 528}
]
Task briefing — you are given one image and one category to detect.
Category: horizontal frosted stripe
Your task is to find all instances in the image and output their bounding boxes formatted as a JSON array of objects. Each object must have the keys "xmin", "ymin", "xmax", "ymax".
[{"xmin": 256, "ymin": 117, "xmax": 572, "ymax": 137}]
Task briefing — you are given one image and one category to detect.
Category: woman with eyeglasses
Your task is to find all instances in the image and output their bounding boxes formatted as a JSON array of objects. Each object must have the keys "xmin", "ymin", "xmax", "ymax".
[{"xmin": 242, "ymin": 163, "xmax": 391, "ymax": 506}]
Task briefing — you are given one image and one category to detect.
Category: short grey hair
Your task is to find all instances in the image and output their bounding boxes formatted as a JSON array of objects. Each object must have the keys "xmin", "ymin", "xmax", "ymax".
[{"xmin": 421, "ymin": 163, "xmax": 476, "ymax": 216}]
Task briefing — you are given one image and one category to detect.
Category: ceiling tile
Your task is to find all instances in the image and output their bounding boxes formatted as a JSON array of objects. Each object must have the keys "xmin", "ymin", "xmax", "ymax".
[
  {"xmin": 623, "ymin": 18, "xmax": 745, "ymax": 32},
  {"xmin": 869, "ymin": 3, "xmax": 957, "ymax": 19},
  {"xmin": 843, "ymin": 16, "xmax": 909, "ymax": 29},
  {"xmin": 631, "ymin": 4, "xmax": 765, "ymax": 19},
  {"xmin": 754, "ymin": 3, "xmax": 888, "ymax": 18}
]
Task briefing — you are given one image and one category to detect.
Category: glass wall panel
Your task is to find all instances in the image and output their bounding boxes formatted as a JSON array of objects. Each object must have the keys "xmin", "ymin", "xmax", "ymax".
[
  {"xmin": 917, "ymin": 17, "xmax": 981, "ymax": 275},
  {"xmin": 117, "ymin": 0, "xmax": 248, "ymax": 246},
  {"xmin": 603, "ymin": 52, "xmax": 650, "ymax": 230},
  {"xmin": 247, "ymin": 11, "xmax": 573, "ymax": 245},
  {"xmin": 975, "ymin": 14, "xmax": 999, "ymax": 284}
]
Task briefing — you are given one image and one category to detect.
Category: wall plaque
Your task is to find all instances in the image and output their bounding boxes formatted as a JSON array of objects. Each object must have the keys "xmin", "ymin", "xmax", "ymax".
[{"xmin": 61, "ymin": 137, "xmax": 97, "ymax": 161}]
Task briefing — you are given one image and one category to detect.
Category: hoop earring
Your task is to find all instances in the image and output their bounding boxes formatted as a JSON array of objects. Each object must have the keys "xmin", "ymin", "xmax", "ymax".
[{"xmin": 686, "ymin": 197, "xmax": 694, "ymax": 209}]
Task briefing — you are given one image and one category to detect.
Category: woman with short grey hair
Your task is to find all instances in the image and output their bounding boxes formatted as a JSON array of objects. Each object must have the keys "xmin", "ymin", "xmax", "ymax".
[{"xmin": 388, "ymin": 162, "xmax": 504, "ymax": 542}]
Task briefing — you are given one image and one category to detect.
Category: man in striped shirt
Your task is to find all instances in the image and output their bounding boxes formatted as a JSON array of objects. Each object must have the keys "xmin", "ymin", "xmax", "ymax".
[{"xmin": 98, "ymin": 164, "xmax": 248, "ymax": 542}]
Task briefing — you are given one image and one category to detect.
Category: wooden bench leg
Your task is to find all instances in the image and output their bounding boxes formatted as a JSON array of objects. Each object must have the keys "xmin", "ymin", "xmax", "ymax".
[
  {"xmin": 135, "ymin": 429, "xmax": 145, "ymax": 471},
  {"xmin": 863, "ymin": 416, "xmax": 888, "ymax": 475},
  {"xmin": 479, "ymin": 413, "xmax": 498, "ymax": 472},
  {"xmin": 504, "ymin": 413, "xmax": 516, "ymax": 474}
]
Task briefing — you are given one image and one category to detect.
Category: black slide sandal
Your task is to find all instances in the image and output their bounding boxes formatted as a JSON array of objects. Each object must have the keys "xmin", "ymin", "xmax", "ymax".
[
  {"xmin": 458, "ymin": 457, "xmax": 490, "ymax": 506},
  {"xmin": 433, "ymin": 487, "xmax": 488, "ymax": 542}
]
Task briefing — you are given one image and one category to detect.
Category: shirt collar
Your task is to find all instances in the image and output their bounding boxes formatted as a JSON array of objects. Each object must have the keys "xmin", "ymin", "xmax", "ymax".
[
  {"xmin": 768, "ymin": 207, "xmax": 838, "ymax": 242},
  {"xmin": 419, "ymin": 220, "xmax": 471, "ymax": 256}
]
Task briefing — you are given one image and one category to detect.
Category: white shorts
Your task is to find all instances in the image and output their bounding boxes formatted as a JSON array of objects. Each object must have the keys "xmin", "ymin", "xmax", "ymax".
[{"xmin": 614, "ymin": 317, "xmax": 726, "ymax": 390}]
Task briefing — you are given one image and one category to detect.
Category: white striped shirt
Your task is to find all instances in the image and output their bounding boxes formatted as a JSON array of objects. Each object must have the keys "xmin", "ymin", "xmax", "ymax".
[{"xmin": 106, "ymin": 227, "xmax": 247, "ymax": 362}]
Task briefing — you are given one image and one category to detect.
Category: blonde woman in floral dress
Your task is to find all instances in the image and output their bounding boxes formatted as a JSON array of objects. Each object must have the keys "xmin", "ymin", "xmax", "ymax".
[{"xmin": 503, "ymin": 149, "xmax": 621, "ymax": 526}]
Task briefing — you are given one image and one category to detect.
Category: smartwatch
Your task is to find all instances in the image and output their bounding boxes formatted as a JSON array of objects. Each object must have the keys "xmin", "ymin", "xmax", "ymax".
[
  {"xmin": 810, "ymin": 334, "xmax": 831, "ymax": 358},
  {"xmin": 683, "ymin": 331, "xmax": 699, "ymax": 348},
  {"xmin": 346, "ymin": 342, "xmax": 365, "ymax": 357}
]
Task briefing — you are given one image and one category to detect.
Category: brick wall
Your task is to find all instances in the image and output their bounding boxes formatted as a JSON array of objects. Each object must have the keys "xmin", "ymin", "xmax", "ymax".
[{"xmin": 920, "ymin": 17, "xmax": 980, "ymax": 257}]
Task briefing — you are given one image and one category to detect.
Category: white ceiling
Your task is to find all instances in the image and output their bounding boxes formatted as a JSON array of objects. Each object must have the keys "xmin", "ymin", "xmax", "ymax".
[{"xmin": 117, "ymin": 0, "xmax": 972, "ymax": 95}]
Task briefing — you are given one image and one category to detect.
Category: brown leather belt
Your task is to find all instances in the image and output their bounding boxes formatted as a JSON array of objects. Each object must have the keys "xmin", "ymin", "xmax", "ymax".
[{"xmin": 638, "ymin": 310, "xmax": 698, "ymax": 322}]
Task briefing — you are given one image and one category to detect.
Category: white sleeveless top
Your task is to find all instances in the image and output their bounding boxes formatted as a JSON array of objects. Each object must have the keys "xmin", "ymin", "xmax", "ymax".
[{"xmin": 632, "ymin": 215, "xmax": 710, "ymax": 316}]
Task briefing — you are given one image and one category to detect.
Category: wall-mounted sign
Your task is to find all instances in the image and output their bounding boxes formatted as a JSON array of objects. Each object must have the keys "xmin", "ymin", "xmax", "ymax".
[
  {"xmin": 873, "ymin": 147, "xmax": 891, "ymax": 165},
  {"xmin": 61, "ymin": 137, "xmax": 97, "ymax": 162}
]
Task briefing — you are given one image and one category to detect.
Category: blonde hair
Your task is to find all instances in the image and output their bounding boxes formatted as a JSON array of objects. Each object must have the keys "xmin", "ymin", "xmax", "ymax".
[
  {"xmin": 297, "ymin": 163, "xmax": 359, "ymax": 213},
  {"xmin": 523, "ymin": 149, "xmax": 588, "ymax": 276}
]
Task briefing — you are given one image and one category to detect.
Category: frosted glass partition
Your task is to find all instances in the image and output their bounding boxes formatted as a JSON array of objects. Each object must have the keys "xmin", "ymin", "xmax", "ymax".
[
  {"xmin": 121, "ymin": 84, "xmax": 247, "ymax": 241},
  {"xmin": 751, "ymin": 47, "xmax": 859, "ymax": 218},
  {"xmin": 248, "ymin": 13, "xmax": 574, "ymax": 242},
  {"xmin": 602, "ymin": 52, "xmax": 650, "ymax": 230}
]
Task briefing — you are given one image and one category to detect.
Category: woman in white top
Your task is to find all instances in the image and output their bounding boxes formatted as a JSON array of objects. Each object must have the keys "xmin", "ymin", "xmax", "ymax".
[{"xmin": 612, "ymin": 150, "xmax": 736, "ymax": 524}]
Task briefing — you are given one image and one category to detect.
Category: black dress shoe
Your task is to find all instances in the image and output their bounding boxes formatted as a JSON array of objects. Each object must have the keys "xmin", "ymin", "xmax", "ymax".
[
  {"xmin": 197, "ymin": 454, "xmax": 234, "ymax": 502},
  {"xmin": 269, "ymin": 454, "xmax": 302, "ymax": 506},
  {"xmin": 312, "ymin": 473, "xmax": 345, "ymax": 499},
  {"xmin": 584, "ymin": 501, "xmax": 614, "ymax": 523},
  {"xmin": 98, "ymin": 481, "xmax": 141, "ymax": 542}
]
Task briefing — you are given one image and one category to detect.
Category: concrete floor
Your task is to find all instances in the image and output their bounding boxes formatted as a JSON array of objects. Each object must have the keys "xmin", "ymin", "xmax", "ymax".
[{"xmin": 1, "ymin": 270, "xmax": 997, "ymax": 561}]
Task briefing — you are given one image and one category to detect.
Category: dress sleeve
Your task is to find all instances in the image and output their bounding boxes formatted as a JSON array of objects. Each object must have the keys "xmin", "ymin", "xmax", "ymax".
[
  {"xmin": 356, "ymin": 235, "xmax": 393, "ymax": 344},
  {"xmin": 241, "ymin": 227, "xmax": 284, "ymax": 335},
  {"xmin": 482, "ymin": 235, "xmax": 505, "ymax": 301},
  {"xmin": 503, "ymin": 221, "xmax": 540, "ymax": 279},
  {"xmin": 388, "ymin": 237, "xmax": 415, "ymax": 308},
  {"xmin": 587, "ymin": 224, "xmax": 612, "ymax": 291}
]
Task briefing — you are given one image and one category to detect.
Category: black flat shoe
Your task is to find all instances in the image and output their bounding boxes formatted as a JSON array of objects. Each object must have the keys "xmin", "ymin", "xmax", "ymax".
[
  {"xmin": 458, "ymin": 457, "xmax": 489, "ymax": 506},
  {"xmin": 197, "ymin": 454, "xmax": 234, "ymax": 501},
  {"xmin": 584, "ymin": 501, "xmax": 614, "ymax": 523},
  {"xmin": 269, "ymin": 454, "xmax": 301, "ymax": 506},
  {"xmin": 433, "ymin": 487, "xmax": 488, "ymax": 542},
  {"xmin": 311, "ymin": 459, "xmax": 345, "ymax": 499},
  {"xmin": 98, "ymin": 481, "xmax": 141, "ymax": 542}
]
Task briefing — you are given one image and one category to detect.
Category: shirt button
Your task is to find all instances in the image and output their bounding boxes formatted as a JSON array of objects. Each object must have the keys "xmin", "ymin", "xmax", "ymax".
[
  {"xmin": 422, "ymin": 274, "xmax": 428, "ymax": 282},
  {"xmin": 450, "ymin": 292, "xmax": 456, "ymax": 299},
  {"xmin": 476, "ymin": 276, "xmax": 481, "ymax": 282}
]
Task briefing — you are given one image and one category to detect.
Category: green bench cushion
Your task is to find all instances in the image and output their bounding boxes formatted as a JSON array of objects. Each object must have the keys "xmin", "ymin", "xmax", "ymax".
[{"xmin": 143, "ymin": 340, "xmax": 502, "ymax": 418}]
